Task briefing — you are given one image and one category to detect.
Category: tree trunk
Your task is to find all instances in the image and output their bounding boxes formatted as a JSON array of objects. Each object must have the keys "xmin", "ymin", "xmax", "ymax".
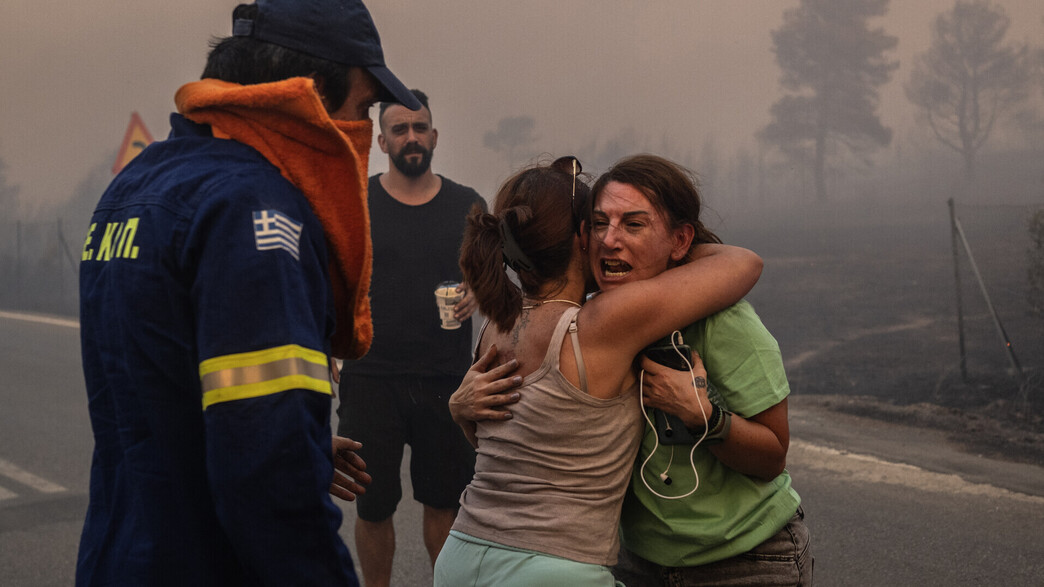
[
  {"xmin": 814, "ymin": 131, "xmax": 827, "ymax": 201},
  {"xmin": 962, "ymin": 148, "xmax": 976, "ymax": 185}
]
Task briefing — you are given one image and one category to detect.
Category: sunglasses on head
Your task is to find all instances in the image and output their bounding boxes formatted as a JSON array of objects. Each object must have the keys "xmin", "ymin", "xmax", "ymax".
[
  {"xmin": 551, "ymin": 155, "xmax": 583, "ymax": 235},
  {"xmin": 501, "ymin": 156, "xmax": 584, "ymax": 273}
]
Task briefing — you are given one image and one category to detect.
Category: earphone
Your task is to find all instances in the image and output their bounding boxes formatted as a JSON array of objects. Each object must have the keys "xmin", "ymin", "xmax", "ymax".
[{"xmin": 638, "ymin": 331, "xmax": 709, "ymax": 500}]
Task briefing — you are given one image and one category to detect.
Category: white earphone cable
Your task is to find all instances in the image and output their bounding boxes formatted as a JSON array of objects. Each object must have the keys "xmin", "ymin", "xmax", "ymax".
[{"xmin": 637, "ymin": 332, "xmax": 708, "ymax": 500}]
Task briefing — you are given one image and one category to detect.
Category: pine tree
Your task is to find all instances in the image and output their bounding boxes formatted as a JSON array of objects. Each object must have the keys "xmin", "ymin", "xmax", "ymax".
[{"xmin": 760, "ymin": 0, "xmax": 898, "ymax": 201}]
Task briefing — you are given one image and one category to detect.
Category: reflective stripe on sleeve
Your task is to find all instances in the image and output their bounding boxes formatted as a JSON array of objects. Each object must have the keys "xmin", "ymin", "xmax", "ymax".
[{"xmin": 199, "ymin": 344, "xmax": 331, "ymax": 410}]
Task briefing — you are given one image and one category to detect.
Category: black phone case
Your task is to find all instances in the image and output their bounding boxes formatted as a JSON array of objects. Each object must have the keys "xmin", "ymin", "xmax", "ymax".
[
  {"xmin": 643, "ymin": 344, "xmax": 692, "ymax": 371},
  {"xmin": 643, "ymin": 341, "xmax": 698, "ymax": 445}
]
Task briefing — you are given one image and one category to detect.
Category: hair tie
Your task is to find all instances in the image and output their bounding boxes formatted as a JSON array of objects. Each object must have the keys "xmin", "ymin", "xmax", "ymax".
[{"xmin": 499, "ymin": 217, "xmax": 535, "ymax": 273}]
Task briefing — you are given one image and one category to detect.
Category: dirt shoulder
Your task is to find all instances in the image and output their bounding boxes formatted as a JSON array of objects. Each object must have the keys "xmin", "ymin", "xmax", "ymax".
[
  {"xmin": 796, "ymin": 393, "xmax": 1044, "ymax": 468},
  {"xmin": 720, "ymin": 201, "xmax": 1044, "ymax": 470}
]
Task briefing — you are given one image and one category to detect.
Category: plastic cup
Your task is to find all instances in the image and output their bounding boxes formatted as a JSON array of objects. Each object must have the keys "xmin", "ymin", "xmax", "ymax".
[{"xmin": 434, "ymin": 281, "xmax": 464, "ymax": 330}]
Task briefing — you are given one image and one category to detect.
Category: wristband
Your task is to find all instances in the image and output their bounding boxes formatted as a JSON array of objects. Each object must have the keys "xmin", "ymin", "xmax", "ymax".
[
  {"xmin": 704, "ymin": 408, "xmax": 732, "ymax": 445},
  {"xmin": 687, "ymin": 405, "xmax": 732, "ymax": 445}
]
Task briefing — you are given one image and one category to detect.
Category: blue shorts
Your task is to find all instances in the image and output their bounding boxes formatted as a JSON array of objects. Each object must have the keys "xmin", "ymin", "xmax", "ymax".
[
  {"xmin": 336, "ymin": 373, "xmax": 475, "ymax": 521},
  {"xmin": 434, "ymin": 531, "xmax": 622, "ymax": 587}
]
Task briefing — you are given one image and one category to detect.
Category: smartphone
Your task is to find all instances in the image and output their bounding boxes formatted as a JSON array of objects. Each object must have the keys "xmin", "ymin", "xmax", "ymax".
[
  {"xmin": 643, "ymin": 341, "xmax": 693, "ymax": 371},
  {"xmin": 643, "ymin": 340, "xmax": 698, "ymax": 445}
]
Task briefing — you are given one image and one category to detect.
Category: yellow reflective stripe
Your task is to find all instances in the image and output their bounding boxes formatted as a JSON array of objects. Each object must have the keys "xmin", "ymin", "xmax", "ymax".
[
  {"xmin": 200, "ymin": 344, "xmax": 327, "ymax": 376},
  {"xmin": 201, "ymin": 354, "xmax": 328, "ymax": 390},
  {"xmin": 199, "ymin": 344, "xmax": 330, "ymax": 410},
  {"xmin": 201, "ymin": 374, "xmax": 331, "ymax": 410}
]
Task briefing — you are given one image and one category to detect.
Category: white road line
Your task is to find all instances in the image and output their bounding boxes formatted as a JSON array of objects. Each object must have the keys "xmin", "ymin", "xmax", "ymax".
[
  {"xmin": 0, "ymin": 310, "xmax": 80, "ymax": 329},
  {"xmin": 0, "ymin": 484, "xmax": 18, "ymax": 500},
  {"xmin": 790, "ymin": 440, "xmax": 1044, "ymax": 505},
  {"xmin": 0, "ymin": 458, "xmax": 67, "ymax": 494},
  {"xmin": 784, "ymin": 317, "xmax": 933, "ymax": 369}
]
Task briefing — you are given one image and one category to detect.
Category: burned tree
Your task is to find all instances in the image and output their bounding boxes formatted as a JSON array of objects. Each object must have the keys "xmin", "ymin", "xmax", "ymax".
[
  {"xmin": 905, "ymin": 0, "xmax": 1030, "ymax": 182},
  {"xmin": 761, "ymin": 0, "xmax": 898, "ymax": 201}
]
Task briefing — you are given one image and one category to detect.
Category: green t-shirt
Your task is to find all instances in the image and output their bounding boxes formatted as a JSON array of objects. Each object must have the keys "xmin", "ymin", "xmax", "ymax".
[{"xmin": 619, "ymin": 300, "xmax": 800, "ymax": 567}]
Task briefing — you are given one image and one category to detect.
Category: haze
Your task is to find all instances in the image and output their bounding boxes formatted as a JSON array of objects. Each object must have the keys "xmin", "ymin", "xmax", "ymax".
[{"xmin": 1, "ymin": 0, "xmax": 1041, "ymax": 217}]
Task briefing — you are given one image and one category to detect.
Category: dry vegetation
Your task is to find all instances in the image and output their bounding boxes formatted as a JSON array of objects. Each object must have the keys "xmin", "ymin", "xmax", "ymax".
[{"xmin": 722, "ymin": 198, "xmax": 1044, "ymax": 465}]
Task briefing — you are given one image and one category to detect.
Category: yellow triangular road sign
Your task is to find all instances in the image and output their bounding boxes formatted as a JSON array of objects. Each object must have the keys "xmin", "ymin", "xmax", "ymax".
[{"xmin": 112, "ymin": 112, "xmax": 155, "ymax": 174}]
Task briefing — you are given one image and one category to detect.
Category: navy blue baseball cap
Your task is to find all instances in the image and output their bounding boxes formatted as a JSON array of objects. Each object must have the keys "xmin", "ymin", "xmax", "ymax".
[{"xmin": 232, "ymin": 0, "xmax": 422, "ymax": 110}]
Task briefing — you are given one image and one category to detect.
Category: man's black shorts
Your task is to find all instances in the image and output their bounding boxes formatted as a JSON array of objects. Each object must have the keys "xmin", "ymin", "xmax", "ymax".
[{"xmin": 336, "ymin": 373, "xmax": 476, "ymax": 522}]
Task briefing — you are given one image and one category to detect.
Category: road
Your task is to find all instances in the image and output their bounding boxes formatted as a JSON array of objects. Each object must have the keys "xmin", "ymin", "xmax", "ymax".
[{"xmin": 2, "ymin": 311, "xmax": 1042, "ymax": 586}]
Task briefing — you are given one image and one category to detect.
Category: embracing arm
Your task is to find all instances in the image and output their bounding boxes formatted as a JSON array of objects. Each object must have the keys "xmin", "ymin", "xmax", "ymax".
[
  {"xmin": 448, "ymin": 344, "xmax": 523, "ymax": 446},
  {"xmin": 658, "ymin": 242, "xmax": 762, "ymax": 327},
  {"xmin": 584, "ymin": 244, "xmax": 762, "ymax": 359}
]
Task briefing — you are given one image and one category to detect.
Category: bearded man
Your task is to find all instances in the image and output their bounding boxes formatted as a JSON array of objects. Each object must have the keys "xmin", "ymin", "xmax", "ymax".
[{"xmin": 336, "ymin": 89, "xmax": 485, "ymax": 587}]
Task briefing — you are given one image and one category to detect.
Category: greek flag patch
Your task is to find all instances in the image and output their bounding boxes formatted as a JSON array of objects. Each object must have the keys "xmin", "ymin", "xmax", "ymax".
[{"xmin": 253, "ymin": 210, "xmax": 303, "ymax": 260}]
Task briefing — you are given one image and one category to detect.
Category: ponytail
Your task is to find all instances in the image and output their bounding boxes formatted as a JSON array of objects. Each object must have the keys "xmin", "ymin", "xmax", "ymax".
[
  {"xmin": 459, "ymin": 161, "xmax": 586, "ymax": 332},
  {"xmin": 459, "ymin": 204, "xmax": 523, "ymax": 331}
]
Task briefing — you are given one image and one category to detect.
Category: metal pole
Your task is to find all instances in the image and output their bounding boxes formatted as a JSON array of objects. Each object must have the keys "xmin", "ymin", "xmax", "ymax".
[
  {"xmin": 952, "ymin": 211, "xmax": 1025, "ymax": 384},
  {"xmin": 57, "ymin": 218, "xmax": 78, "ymax": 270},
  {"xmin": 58, "ymin": 218, "xmax": 64, "ymax": 302},
  {"xmin": 57, "ymin": 218, "xmax": 79, "ymax": 314},
  {"xmin": 16, "ymin": 220, "xmax": 22, "ymax": 308},
  {"xmin": 948, "ymin": 199, "xmax": 967, "ymax": 382}
]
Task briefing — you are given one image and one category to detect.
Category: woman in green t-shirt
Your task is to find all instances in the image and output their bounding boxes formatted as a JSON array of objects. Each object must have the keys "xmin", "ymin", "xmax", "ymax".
[
  {"xmin": 454, "ymin": 154, "xmax": 813, "ymax": 586},
  {"xmin": 435, "ymin": 156, "xmax": 763, "ymax": 587}
]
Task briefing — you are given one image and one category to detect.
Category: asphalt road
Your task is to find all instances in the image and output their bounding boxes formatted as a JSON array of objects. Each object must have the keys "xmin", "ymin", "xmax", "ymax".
[{"xmin": 2, "ymin": 310, "xmax": 1042, "ymax": 586}]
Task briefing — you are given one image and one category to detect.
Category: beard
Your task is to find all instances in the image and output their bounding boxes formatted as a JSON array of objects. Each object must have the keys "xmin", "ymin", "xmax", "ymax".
[{"xmin": 390, "ymin": 144, "xmax": 433, "ymax": 177}]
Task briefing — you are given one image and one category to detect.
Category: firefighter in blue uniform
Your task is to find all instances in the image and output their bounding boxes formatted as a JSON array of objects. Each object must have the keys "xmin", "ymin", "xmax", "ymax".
[{"xmin": 76, "ymin": 1, "xmax": 422, "ymax": 585}]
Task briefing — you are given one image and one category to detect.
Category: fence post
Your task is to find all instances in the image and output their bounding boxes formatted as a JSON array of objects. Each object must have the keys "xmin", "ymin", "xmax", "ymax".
[
  {"xmin": 57, "ymin": 217, "xmax": 78, "ymax": 311},
  {"xmin": 950, "ymin": 200, "xmax": 1025, "ymax": 385},
  {"xmin": 58, "ymin": 217, "xmax": 64, "ymax": 302},
  {"xmin": 948, "ymin": 199, "xmax": 967, "ymax": 382},
  {"xmin": 16, "ymin": 220, "xmax": 23, "ymax": 307}
]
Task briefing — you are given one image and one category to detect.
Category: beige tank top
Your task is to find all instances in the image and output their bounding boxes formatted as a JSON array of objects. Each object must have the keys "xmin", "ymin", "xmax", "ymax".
[{"xmin": 451, "ymin": 307, "xmax": 643, "ymax": 566}]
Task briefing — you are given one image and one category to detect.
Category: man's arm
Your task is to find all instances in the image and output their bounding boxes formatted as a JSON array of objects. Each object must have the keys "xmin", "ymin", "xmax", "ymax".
[
  {"xmin": 330, "ymin": 435, "xmax": 371, "ymax": 501},
  {"xmin": 453, "ymin": 282, "xmax": 479, "ymax": 323},
  {"xmin": 327, "ymin": 361, "xmax": 372, "ymax": 501},
  {"xmin": 191, "ymin": 182, "xmax": 357, "ymax": 584}
]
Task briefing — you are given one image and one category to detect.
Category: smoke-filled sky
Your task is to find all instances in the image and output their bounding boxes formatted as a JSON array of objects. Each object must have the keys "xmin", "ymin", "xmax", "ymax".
[{"xmin": 1, "ymin": 0, "xmax": 1041, "ymax": 217}]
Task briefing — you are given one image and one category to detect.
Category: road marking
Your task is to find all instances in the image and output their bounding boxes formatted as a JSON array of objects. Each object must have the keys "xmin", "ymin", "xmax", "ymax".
[
  {"xmin": 0, "ymin": 310, "xmax": 79, "ymax": 329},
  {"xmin": 790, "ymin": 440, "xmax": 1044, "ymax": 505},
  {"xmin": 784, "ymin": 317, "xmax": 933, "ymax": 369},
  {"xmin": 0, "ymin": 484, "xmax": 17, "ymax": 500},
  {"xmin": 0, "ymin": 458, "xmax": 67, "ymax": 494}
]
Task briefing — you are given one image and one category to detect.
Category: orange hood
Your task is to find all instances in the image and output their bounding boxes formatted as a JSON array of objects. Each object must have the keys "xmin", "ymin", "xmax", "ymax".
[{"xmin": 175, "ymin": 77, "xmax": 373, "ymax": 359}]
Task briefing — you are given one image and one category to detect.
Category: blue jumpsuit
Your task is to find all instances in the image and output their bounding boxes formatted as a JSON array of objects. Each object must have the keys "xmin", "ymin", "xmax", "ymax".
[{"xmin": 77, "ymin": 114, "xmax": 359, "ymax": 586}]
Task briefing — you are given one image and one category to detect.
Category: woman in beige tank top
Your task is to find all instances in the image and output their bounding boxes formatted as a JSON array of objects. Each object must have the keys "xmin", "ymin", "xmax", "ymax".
[{"xmin": 432, "ymin": 156, "xmax": 762, "ymax": 586}]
